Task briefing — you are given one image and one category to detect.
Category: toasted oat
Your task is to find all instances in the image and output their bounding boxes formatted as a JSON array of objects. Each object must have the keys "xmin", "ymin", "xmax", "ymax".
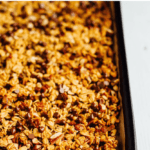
[{"xmin": 0, "ymin": 1, "xmax": 120, "ymax": 150}]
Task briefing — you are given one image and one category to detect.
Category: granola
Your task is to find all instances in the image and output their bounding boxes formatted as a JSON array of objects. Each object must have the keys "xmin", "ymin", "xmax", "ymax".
[{"xmin": 0, "ymin": 1, "xmax": 120, "ymax": 150}]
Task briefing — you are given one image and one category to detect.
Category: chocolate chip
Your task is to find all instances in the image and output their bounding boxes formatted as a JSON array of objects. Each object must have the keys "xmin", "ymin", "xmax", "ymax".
[
  {"xmin": 62, "ymin": 6, "xmax": 73, "ymax": 14},
  {"xmin": 89, "ymin": 122, "xmax": 97, "ymax": 128},
  {"xmin": 57, "ymin": 93, "xmax": 68, "ymax": 101},
  {"xmin": 15, "ymin": 107, "xmax": 20, "ymax": 112},
  {"xmin": 70, "ymin": 52, "xmax": 76, "ymax": 60},
  {"xmin": 10, "ymin": 111, "xmax": 15, "ymax": 117},
  {"xmin": 33, "ymin": 21, "xmax": 38, "ymax": 28},
  {"xmin": 28, "ymin": 133, "xmax": 35, "ymax": 139},
  {"xmin": 21, "ymin": 5, "xmax": 26, "ymax": 11},
  {"xmin": 65, "ymin": 27, "xmax": 73, "ymax": 31},
  {"xmin": 93, "ymin": 112, "xmax": 98, "ymax": 117},
  {"xmin": 60, "ymin": 42, "xmax": 70, "ymax": 54},
  {"xmin": 11, "ymin": 22, "xmax": 19, "ymax": 27},
  {"xmin": 50, "ymin": 26, "xmax": 56, "ymax": 30},
  {"xmin": 41, "ymin": 85, "xmax": 48, "ymax": 93},
  {"xmin": 10, "ymin": 12, "xmax": 15, "ymax": 17},
  {"xmin": 26, "ymin": 119, "xmax": 34, "ymax": 128},
  {"xmin": 51, "ymin": 13, "xmax": 58, "ymax": 21},
  {"xmin": 91, "ymin": 57, "xmax": 98, "ymax": 65},
  {"xmin": 97, "ymin": 98, "xmax": 104, "ymax": 104},
  {"xmin": 1, "ymin": 36, "xmax": 10, "ymax": 45},
  {"xmin": 0, "ymin": 34, "xmax": 9, "ymax": 46},
  {"xmin": 42, "ymin": 112, "xmax": 48, "ymax": 119},
  {"xmin": 4, "ymin": 84, "xmax": 12, "ymax": 90},
  {"xmin": 19, "ymin": 104, "xmax": 25, "ymax": 110},
  {"xmin": 0, "ymin": 7, "xmax": 6, "ymax": 12},
  {"xmin": 25, "ymin": 106, "xmax": 31, "ymax": 112},
  {"xmin": 11, "ymin": 127, "xmax": 16, "ymax": 134},
  {"xmin": 95, "ymin": 145, "xmax": 99, "ymax": 150},
  {"xmin": 103, "ymin": 72, "xmax": 109, "ymax": 78},
  {"xmin": 91, "ymin": 82, "xmax": 104, "ymax": 92},
  {"xmin": 26, "ymin": 113, "xmax": 31, "ymax": 119},
  {"xmin": 88, "ymin": 114, "xmax": 94, "ymax": 121},
  {"xmin": 70, "ymin": 109, "xmax": 78, "ymax": 116},
  {"xmin": 41, "ymin": 86, "xmax": 47, "ymax": 93},
  {"xmin": 85, "ymin": 16, "xmax": 95, "ymax": 28},
  {"xmin": 60, "ymin": 30, "xmax": 65, "ymax": 36},
  {"xmin": 82, "ymin": 108, "xmax": 89, "ymax": 114},
  {"xmin": 18, "ymin": 74, "xmax": 24, "ymax": 84},
  {"xmin": 38, "ymin": 41, "xmax": 47, "ymax": 47},
  {"xmin": 74, "ymin": 100, "xmax": 79, "ymax": 106},
  {"xmin": 0, "ymin": 95, "xmax": 2, "ymax": 101},
  {"xmin": 34, "ymin": 119, "xmax": 40, "ymax": 127},
  {"xmin": 2, "ymin": 104, "xmax": 10, "ymax": 109},
  {"xmin": 6, "ymin": 31, "xmax": 13, "ymax": 37},
  {"xmin": 12, "ymin": 133, "xmax": 19, "ymax": 143},
  {"xmin": 80, "ymin": 1, "xmax": 87, "ymax": 9},
  {"xmin": 33, "ymin": 145, "xmax": 41, "ymax": 150},
  {"xmin": 36, "ymin": 60, "xmax": 43, "ymax": 65},
  {"xmin": 43, "ymin": 49, "xmax": 49, "ymax": 55},
  {"xmin": 91, "ymin": 102, "xmax": 98, "ymax": 111},
  {"xmin": 36, "ymin": 75, "xmax": 42, "ymax": 82},
  {"xmin": 90, "ymin": 1, "xmax": 97, "ymax": 7},
  {"xmin": 28, "ymin": 94, "xmax": 35, "ymax": 101},
  {"xmin": 43, "ymin": 76, "xmax": 51, "ymax": 81},
  {"xmin": 59, "ymin": 120, "xmax": 66, "ymax": 125},
  {"xmin": 41, "ymin": 62, "xmax": 48, "ymax": 69},
  {"xmin": 53, "ymin": 112, "xmax": 60, "ymax": 118},
  {"xmin": 31, "ymin": 74, "xmax": 37, "ymax": 78},
  {"xmin": 13, "ymin": 26, "xmax": 19, "ymax": 32},
  {"xmin": 1, "ymin": 34, "xmax": 6, "ymax": 40},
  {"xmin": 73, "ymin": 66, "xmax": 81, "ymax": 76},
  {"xmin": 60, "ymin": 102, "xmax": 67, "ymax": 108},
  {"xmin": 57, "ymin": 21, "xmax": 62, "ymax": 27},
  {"xmin": 45, "ymin": 57, "xmax": 50, "ymax": 63},
  {"xmin": 68, "ymin": 114, "xmax": 74, "ymax": 120},
  {"xmin": 17, "ymin": 125, "xmax": 23, "ymax": 131},
  {"xmin": 45, "ymin": 30, "xmax": 50, "ymax": 35},
  {"xmin": 97, "ymin": 81, "xmax": 104, "ymax": 88},
  {"xmin": 38, "ymin": 126, "xmax": 45, "ymax": 133},
  {"xmin": 1, "ymin": 59, "xmax": 6, "ymax": 68},
  {"xmin": 76, "ymin": 116, "xmax": 82, "ymax": 123},
  {"xmin": 21, "ymin": 24, "xmax": 26, "ymax": 29},
  {"xmin": 90, "ymin": 37, "xmax": 97, "ymax": 43},
  {"xmin": 3, "ymin": 23, "xmax": 7, "ymax": 28},
  {"xmin": 19, "ymin": 13, "xmax": 27, "ymax": 19},
  {"xmin": 17, "ymin": 94, "xmax": 26, "ymax": 101},
  {"xmin": 35, "ymin": 87, "xmax": 41, "ymax": 93},
  {"xmin": 27, "ymin": 61, "xmax": 32, "ymax": 66},
  {"xmin": 26, "ymin": 45, "xmax": 32, "ymax": 50},
  {"xmin": 16, "ymin": 121, "xmax": 23, "ymax": 126},
  {"xmin": 38, "ymin": 18, "xmax": 43, "ymax": 24}
]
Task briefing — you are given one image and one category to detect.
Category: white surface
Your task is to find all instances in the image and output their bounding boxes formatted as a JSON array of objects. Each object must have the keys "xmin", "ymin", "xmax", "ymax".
[{"xmin": 121, "ymin": 2, "xmax": 150, "ymax": 150}]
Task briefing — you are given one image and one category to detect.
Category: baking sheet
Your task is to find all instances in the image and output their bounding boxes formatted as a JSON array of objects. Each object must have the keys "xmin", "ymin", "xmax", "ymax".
[
  {"xmin": 110, "ymin": 2, "xmax": 125, "ymax": 150},
  {"xmin": 110, "ymin": 2, "xmax": 136, "ymax": 150}
]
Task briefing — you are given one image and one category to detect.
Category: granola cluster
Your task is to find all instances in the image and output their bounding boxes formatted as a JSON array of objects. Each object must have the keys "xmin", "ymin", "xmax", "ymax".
[{"xmin": 0, "ymin": 1, "xmax": 120, "ymax": 150}]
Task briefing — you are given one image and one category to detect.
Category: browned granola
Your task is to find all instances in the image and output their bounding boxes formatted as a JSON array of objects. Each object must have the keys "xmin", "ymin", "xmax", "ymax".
[{"xmin": 0, "ymin": 1, "xmax": 120, "ymax": 150}]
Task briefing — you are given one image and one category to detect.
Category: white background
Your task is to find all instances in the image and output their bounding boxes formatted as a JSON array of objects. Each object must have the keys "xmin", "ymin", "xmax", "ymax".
[{"xmin": 121, "ymin": 2, "xmax": 150, "ymax": 150}]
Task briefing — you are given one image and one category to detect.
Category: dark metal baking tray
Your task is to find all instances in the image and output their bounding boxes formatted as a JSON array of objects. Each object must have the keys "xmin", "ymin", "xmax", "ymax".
[{"xmin": 112, "ymin": 2, "xmax": 137, "ymax": 150}]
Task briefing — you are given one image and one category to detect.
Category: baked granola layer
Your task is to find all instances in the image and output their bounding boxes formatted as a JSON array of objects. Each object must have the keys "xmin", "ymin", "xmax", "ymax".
[{"xmin": 0, "ymin": 1, "xmax": 120, "ymax": 150}]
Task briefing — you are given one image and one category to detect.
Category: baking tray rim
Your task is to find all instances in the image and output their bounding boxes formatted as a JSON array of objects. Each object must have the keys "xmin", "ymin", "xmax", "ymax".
[{"xmin": 113, "ymin": 2, "xmax": 137, "ymax": 150}]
